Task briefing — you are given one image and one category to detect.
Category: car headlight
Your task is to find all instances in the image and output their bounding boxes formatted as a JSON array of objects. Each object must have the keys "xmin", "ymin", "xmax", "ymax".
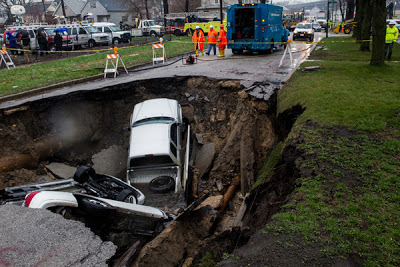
[
  {"xmin": 294, "ymin": 30, "xmax": 298, "ymax": 34},
  {"xmin": 94, "ymin": 36, "xmax": 99, "ymax": 40}
]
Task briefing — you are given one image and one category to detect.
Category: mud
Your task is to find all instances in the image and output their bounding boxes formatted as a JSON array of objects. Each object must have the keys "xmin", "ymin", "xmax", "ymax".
[{"xmin": 0, "ymin": 75, "xmax": 288, "ymax": 265}]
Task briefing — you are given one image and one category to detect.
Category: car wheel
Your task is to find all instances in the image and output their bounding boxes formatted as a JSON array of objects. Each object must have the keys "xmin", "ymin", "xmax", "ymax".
[
  {"xmin": 232, "ymin": 49, "xmax": 243, "ymax": 54},
  {"xmin": 186, "ymin": 29, "xmax": 192, "ymax": 36},
  {"xmin": 50, "ymin": 45, "xmax": 56, "ymax": 52},
  {"xmin": 344, "ymin": 28, "xmax": 351, "ymax": 34},
  {"xmin": 112, "ymin": 38, "xmax": 120, "ymax": 45},
  {"xmin": 174, "ymin": 29, "xmax": 181, "ymax": 36},
  {"xmin": 149, "ymin": 176, "xmax": 175, "ymax": 193},
  {"xmin": 268, "ymin": 40, "xmax": 274, "ymax": 54},
  {"xmin": 74, "ymin": 166, "xmax": 96, "ymax": 183},
  {"xmin": 88, "ymin": 40, "xmax": 95, "ymax": 48},
  {"xmin": 150, "ymin": 31, "xmax": 157, "ymax": 37},
  {"xmin": 116, "ymin": 189, "xmax": 137, "ymax": 204}
]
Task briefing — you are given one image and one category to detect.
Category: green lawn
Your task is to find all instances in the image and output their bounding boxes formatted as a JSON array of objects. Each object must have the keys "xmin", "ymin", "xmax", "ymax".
[
  {"xmin": 266, "ymin": 36, "xmax": 400, "ymax": 266},
  {"xmin": 0, "ymin": 36, "xmax": 194, "ymax": 97}
]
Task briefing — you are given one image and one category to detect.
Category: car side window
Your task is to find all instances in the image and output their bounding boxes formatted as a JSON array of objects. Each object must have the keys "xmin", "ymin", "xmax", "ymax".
[
  {"xmin": 71, "ymin": 28, "xmax": 77, "ymax": 35},
  {"xmin": 170, "ymin": 123, "xmax": 177, "ymax": 145},
  {"xmin": 104, "ymin": 27, "xmax": 111, "ymax": 33},
  {"xmin": 79, "ymin": 28, "xmax": 86, "ymax": 34}
]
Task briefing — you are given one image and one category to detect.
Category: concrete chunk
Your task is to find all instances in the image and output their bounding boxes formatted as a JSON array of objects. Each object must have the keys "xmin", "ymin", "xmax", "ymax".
[
  {"xmin": 194, "ymin": 143, "xmax": 215, "ymax": 180},
  {"xmin": 45, "ymin": 162, "xmax": 77, "ymax": 179}
]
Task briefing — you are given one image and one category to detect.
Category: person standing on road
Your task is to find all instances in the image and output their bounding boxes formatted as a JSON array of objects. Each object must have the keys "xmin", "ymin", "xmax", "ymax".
[
  {"xmin": 206, "ymin": 25, "xmax": 217, "ymax": 56},
  {"xmin": 385, "ymin": 21, "xmax": 399, "ymax": 60},
  {"xmin": 217, "ymin": 24, "xmax": 227, "ymax": 57},
  {"xmin": 192, "ymin": 25, "xmax": 205, "ymax": 57},
  {"xmin": 54, "ymin": 31, "xmax": 63, "ymax": 56},
  {"xmin": 38, "ymin": 31, "xmax": 48, "ymax": 56},
  {"xmin": 18, "ymin": 32, "xmax": 31, "ymax": 63},
  {"xmin": 6, "ymin": 32, "xmax": 17, "ymax": 55}
]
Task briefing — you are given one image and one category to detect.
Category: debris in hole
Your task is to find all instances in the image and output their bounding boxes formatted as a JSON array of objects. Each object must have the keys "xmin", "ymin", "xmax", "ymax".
[
  {"xmin": 188, "ymin": 96, "xmax": 195, "ymax": 102},
  {"xmin": 45, "ymin": 162, "xmax": 77, "ymax": 179},
  {"xmin": 241, "ymin": 81, "xmax": 278, "ymax": 101},
  {"xmin": 193, "ymin": 142, "xmax": 215, "ymax": 180},
  {"xmin": 303, "ymin": 66, "xmax": 320, "ymax": 72},
  {"xmin": 92, "ymin": 145, "xmax": 127, "ymax": 178}
]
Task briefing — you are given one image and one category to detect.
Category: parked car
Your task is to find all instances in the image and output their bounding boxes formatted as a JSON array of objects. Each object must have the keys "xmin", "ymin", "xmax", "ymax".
[
  {"xmin": 93, "ymin": 22, "xmax": 131, "ymax": 44},
  {"xmin": 43, "ymin": 28, "xmax": 73, "ymax": 51},
  {"xmin": 67, "ymin": 26, "xmax": 110, "ymax": 48},
  {"xmin": 126, "ymin": 98, "xmax": 191, "ymax": 200},
  {"xmin": 293, "ymin": 22, "xmax": 314, "ymax": 42},
  {"xmin": 312, "ymin": 23, "xmax": 322, "ymax": 32}
]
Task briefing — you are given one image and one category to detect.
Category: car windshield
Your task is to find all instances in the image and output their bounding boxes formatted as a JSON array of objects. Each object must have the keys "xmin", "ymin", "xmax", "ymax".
[
  {"xmin": 313, "ymin": 24, "xmax": 320, "ymax": 27},
  {"xmin": 132, "ymin": 117, "xmax": 174, "ymax": 127},
  {"xmin": 45, "ymin": 29, "xmax": 56, "ymax": 36},
  {"xmin": 85, "ymin": 27, "xmax": 101, "ymax": 33},
  {"xmin": 110, "ymin": 26, "xmax": 121, "ymax": 32},
  {"xmin": 297, "ymin": 23, "xmax": 312, "ymax": 29}
]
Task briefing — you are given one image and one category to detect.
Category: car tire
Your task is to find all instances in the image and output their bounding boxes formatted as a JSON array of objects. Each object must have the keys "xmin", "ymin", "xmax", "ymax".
[
  {"xmin": 74, "ymin": 166, "xmax": 96, "ymax": 184},
  {"xmin": 344, "ymin": 28, "xmax": 351, "ymax": 34},
  {"xmin": 186, "ymin": 29, "xmax": 192, "ymax": 36},
  {"xmin": 112, "ymin": 38, "xmax": 120, "ymax": 45},
  {"xmin": 232, "ymin": 49, "xmax": 243, "ymax": 54},
  {"xmin": 88, "ymin": 40, "xmax": 95, "ymax": 48},
  {"xmin": 149, "ymin": 176, "xmax": 175, "ymax": 193},
  {"xmin": 150, "ymin": 31, "xmax": 157, "ymax": 37},
  {"xmin": 174, "ymin": 29, "xmax": 181, "ymax": 36},
  {"xmin": 116, "ymin": 189, "xmax": 137, "ymax": 204},
  {"xmin": 50, "ymin": 45, "xmax": 56, "ymax": 52}
]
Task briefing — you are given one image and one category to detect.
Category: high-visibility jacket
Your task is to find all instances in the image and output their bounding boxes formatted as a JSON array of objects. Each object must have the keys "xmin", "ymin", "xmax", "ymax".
[
  {"xmin": 218, "ymin": 29, "xmax": 227, "ymax": 45},
  {"xmin": 386, "ymin": 26, "xmax": 399, "ymax": 43},
  {"xmin": 207, "ymin": 29, "xmax": 217, "ymax": 44},
  {"xmin": 192, "ymin": 30, "xmax": 205, "ymax": 50}
]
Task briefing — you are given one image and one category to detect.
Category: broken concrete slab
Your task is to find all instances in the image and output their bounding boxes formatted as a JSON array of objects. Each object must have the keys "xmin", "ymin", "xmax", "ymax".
[
  {"xmin": 92, "ymin": 145, "xmax": 127, "ymax": 178},
  {"xmin": 195, "ymin": 133, "xmax": 204, "ymax": 145},
  {"xmin": 193, "ymin": 143, "xmax": 215, "ymax": 180},
  {"xmin": 0, "ymin": 205, "xmax": 116, "ymax": 267},
  {"xmin": 45, "ymin": 162, "xmax": 77, "ymax": 179}
]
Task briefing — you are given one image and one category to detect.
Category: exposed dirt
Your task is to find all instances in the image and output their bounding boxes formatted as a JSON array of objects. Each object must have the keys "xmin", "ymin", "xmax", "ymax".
[{"xmin": 0, "ymin": 76, "xmax": 329, "ymax": 266}]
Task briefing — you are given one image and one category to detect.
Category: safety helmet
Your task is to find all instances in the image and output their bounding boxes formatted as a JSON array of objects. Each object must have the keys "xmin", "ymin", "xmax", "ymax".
[
  {"xmin": 220, "ymin": 24, "xmax": 224, "ymax": 28},
  {"xmin": 210, "ymin": 25, "xmax": 213, "ymax": 28},
  {"xmin": 388, "ymin": 20, "xmax": 396, "ymax": 25},
  {"xmin": 196, "ymin": 25, "xmax": 199, "ymax": 29}
]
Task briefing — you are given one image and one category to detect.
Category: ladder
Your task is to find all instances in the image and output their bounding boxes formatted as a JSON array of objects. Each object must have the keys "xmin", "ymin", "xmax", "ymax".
[
  {"xmin": 0, "ymin": 49, "xmax": 16, "ymax": 69},
  {"xmin": 152, "ymin": 43, "xmax": 166, "ymax": 65},
  {"xmin": 104, "ymin": 53, "xmax": 128, "ymax": 78}
]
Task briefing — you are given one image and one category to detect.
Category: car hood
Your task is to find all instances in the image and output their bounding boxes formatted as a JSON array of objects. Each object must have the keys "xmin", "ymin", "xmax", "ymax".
[
  {"xmin": 129, "ymin": 123, "xmax": 171, "ymax": 158},
  {"xmin": 131, "ymin": 98, "xmax": 178, "ymax": 124}
]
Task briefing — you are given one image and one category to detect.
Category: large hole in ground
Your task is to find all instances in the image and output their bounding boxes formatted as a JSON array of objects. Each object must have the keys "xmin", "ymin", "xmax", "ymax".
[{"xmin": 0, "ymin": 76, "xmax": 300, "ymax": 264}]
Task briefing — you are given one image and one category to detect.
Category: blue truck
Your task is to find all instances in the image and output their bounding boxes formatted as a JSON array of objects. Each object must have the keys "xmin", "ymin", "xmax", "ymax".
[{"xmin": 227, "ymin": 3, "xmax": 284, "ymax": 54}]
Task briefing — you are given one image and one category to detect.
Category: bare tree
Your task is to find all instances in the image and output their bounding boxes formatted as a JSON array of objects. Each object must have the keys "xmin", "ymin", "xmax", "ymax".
[
  {"xmin": 169, "ymin": 0, "xmax": 201, "ymax": 13},
  {"xmin": 359, "ymin": 0, "xmax": 373, "ymax": 51},
  {"xmin": 121, "ymin": 0, "xmax": 161, "ymax": 20},
  {"xmin": 345, "ymin": 0, "xmax": 355, "ymax": 20},
  {"xmin": 370, "ymin": 0, "xmax": 387, "ymax": 65}
]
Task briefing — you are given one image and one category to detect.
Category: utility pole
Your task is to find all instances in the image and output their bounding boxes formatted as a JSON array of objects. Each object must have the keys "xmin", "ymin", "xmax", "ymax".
[
  {"xmin": 61, "ymin": 0, "xmax": 66, "ymax": 17},
  {"xmin": 220, "ymin": 0, "xmax": 223, "ymax": 22}
]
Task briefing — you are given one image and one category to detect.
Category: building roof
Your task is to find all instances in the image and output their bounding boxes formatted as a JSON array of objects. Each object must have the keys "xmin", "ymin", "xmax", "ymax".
[
  {"xmin": 63, "ymin": 0, "xmax": 86, "ymax": 14},
  {"xmin": 98, "ymin": 0, "xmax": 130, "ymax": 12}
]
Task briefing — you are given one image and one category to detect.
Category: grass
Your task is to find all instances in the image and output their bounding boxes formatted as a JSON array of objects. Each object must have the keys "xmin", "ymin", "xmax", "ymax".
[
  {"xmin": 264, "ymin": 36, "xmax": 400, "ymax": 265},
  {"xmin": 0, "ymin": 36, "xmax": 194, "ymax": 97}
]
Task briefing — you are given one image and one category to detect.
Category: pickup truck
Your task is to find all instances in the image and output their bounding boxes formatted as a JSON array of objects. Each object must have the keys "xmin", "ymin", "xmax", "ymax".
[
  {"xmin": 93, "ymin": 22, "xmax": 131, "ymax": 44},
  {"xmin": 126, "ymin": 98, "xmax": 191, "ymax": 199},
  {"xmin": 130, "ymin": 20, "xmax": 164, "ymax": 37}
]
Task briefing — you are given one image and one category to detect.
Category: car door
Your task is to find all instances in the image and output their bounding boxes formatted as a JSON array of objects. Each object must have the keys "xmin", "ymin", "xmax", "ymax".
[{"xmin": 103, "ymin": 26, "xmax": 114, "ymax": 40}]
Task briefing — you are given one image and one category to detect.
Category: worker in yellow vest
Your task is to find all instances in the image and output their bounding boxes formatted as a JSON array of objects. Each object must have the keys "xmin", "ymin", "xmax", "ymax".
[{"xmin": 385, "ymin": 21, "xmax": 399, "ymax": 60}]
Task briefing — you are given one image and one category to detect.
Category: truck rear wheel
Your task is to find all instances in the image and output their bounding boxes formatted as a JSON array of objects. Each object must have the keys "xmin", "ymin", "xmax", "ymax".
[
  {"xmin": 174, "ymin": 29, "xmax": 181, "ymax": 36},
  {"xmin": 150, "ymin": 31, "xmax": 157, "ymax": 37},
  {"xmin": 186, "ymin": 29, "xmax": 193, "ymax": 36},
  {"xmin": 232, "ymin": 49, "xmax": 243, "ymax": 54},
  {"xmin": 268, "ymin": 40, "xmax": 274, "ymax": 54},
  {"xmin": 149, "ymin": 176, "xmax": 175, "ymax": 193}
]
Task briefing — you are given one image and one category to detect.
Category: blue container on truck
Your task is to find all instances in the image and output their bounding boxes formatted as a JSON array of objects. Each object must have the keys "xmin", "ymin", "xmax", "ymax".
[{"xmin": 227, "ymin": 3, "xmax": 284, "ymax": 54}]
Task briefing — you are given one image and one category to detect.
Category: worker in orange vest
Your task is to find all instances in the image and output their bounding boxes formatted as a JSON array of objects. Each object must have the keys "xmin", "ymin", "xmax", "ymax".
[
  {"xmin": 192, "ymin": 25, "xmax": 205, "ymax": 56},
  {"xmin": 206, "ymin": 25, "xmax": 217, "ymax": 56},
  {"xmin": 218, "ymin": 24, "xmax": 227, "ymax": 57}
]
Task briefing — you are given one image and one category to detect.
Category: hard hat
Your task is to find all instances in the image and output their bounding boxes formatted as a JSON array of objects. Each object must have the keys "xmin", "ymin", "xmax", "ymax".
[
  {"xmin": 196, "ymin": 25, "xmax": 199, "ymax": 29},
  {"xmin": 210, "ymin": 25, "xmax": 213, "ymax": 28},
  {"xmin": 220, "ymin": 24, "xmax": 224, "ymax": 28},
  {"xmin": 388, "ymin": 20, "xmax": 395, "ymax": 25}
]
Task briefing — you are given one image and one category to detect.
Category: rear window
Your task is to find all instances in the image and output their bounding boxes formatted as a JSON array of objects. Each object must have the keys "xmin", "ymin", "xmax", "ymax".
[{"xmin": 130, "ymin": 155, "xmax": 173, "ymax": 168}]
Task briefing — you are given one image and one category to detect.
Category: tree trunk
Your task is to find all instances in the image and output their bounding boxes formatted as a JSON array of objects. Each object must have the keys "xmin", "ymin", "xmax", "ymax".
[
  {"xmin": 370, "ymin": 0, "xmax": 387, "ymax": 65},
  {"xmin": 185, "ymin": 0, "xmax": 189, "ymax": 12},
  {"xmin": 359, "ymin": 0, "xmax": 372, "ymax": 51},
  {"xmin": 145, "ymin": 0, "xmax": 149, "ymax": 19},
  {"xmin": 353, "ymin": 0, "xmax": 361, "ymax": 40},
  {"xmin": 163, "ymin": 0, "xmax": 169, "ymax": 14},
  {"xmin": 346, "ymin": 0, "xmax": 355, "ymax": 20}
]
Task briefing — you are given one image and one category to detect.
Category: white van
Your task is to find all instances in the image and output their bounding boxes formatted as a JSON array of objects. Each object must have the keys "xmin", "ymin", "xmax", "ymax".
[
  {"xmin": 66, "ymin": 25, "xmax": 110, "ymax": 48},
  {"xmin": 93, "ymin": 22, "xmax": 131, "ymax": 45}
]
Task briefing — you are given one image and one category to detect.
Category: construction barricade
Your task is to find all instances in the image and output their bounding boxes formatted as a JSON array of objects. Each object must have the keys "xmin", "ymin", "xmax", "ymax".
[
  {"xmin": 104, "ymin": 53, "xmax": 128, "ymax": 78},
  {"xmin": 152, "ymin": 43, "xmax": 166, "ymax": 65},
  {"xmin": 0, "ymin": 47, "xmax": 16, "ymax": 69}
]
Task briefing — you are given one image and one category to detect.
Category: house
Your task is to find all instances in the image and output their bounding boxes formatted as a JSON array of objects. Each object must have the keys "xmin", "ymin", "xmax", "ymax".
[
  {"xmin": 197, "ymin": 0, "xmax": 267, "ymax": 14},
  {"xmin": 80, "ymin": 0, "xmax": 133, "ymax": 25},
  {"xmin": 53, "ymin": 0, "xmax": 87, "ymax": 23}
]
